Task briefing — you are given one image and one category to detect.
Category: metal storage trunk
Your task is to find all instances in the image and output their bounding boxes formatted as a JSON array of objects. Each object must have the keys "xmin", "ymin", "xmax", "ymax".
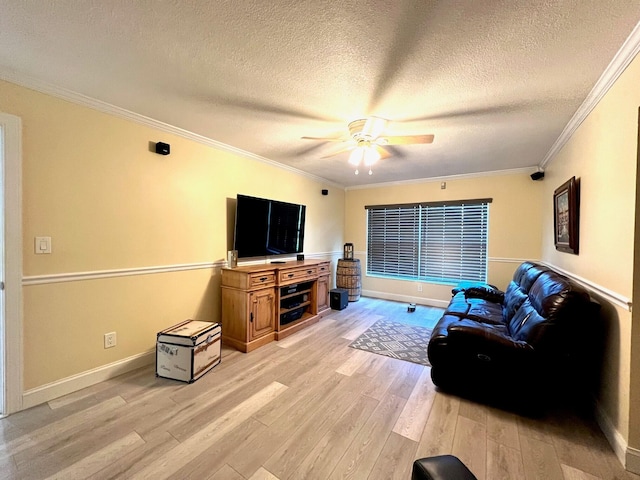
[{"xmin": 156, "ymin": 320, "xmax": 221, "ymax": 383}]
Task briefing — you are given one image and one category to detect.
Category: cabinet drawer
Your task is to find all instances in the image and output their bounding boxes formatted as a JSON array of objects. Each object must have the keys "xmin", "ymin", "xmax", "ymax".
[
  {"xmin": 317, "ymin": 262, "xmax": 330, "ymax": 274},
  {"xmin": 249, "ymin": 272, "xmax": 276, "ymax": 288},
  {"xmin": 279, "ymin": 266, "xmax": 318, "ymax": 284}
]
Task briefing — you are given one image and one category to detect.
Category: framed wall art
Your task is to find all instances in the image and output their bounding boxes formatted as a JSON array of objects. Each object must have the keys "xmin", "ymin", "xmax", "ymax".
[{"xmin": 553, "ymin": 176, "xmax": 579, "ymax": 254}]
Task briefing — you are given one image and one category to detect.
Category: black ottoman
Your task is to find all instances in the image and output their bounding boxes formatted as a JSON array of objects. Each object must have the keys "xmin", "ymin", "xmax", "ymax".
[{"xmin": 412, "ymin": 455, "xmax": 477, "ymax": 480}]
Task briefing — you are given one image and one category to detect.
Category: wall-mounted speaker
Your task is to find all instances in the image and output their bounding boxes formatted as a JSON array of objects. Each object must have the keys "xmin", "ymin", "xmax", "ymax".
[
  {"xmin": 321, "ymin": 189, "xmax": 328, "ymax": 195},
  {"xmin": 155, "ymin": 142, "xmax": 170, "ymax": 155},
  {"xmin": 531, "ymin": 171, "xmax": 545, "ymax": 181}
]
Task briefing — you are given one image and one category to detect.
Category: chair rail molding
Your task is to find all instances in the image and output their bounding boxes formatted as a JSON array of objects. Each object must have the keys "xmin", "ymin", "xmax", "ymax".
[
  {"xmin": 22, "ymin": 251, "xmax": 343, "ymax": 286},
  {"xmin": 539, "ymin": 262, "xmax": 632, "ymax": 312},
  {"xmin": 22, "ymin": 261, "xmax": 221, "ymax": 286}
]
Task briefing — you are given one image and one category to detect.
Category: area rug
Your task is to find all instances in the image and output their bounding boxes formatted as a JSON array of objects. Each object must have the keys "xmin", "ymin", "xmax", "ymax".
[{"xmin": 349, "ymin": 319, "xmax": 432, "ymax": 366}]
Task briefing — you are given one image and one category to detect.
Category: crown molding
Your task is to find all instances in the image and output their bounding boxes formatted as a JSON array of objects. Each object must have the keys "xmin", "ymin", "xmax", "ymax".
[
  {"xmin": 0, "ymin": 68, "xmax": 344, "ymax": 189},
  {"xmin": 345, "ymin": 166, "xmax": 538, "ymax": 191},
  {"xmin": 540, "ymin": 21, "xmax": 640, "ymax": 169}
]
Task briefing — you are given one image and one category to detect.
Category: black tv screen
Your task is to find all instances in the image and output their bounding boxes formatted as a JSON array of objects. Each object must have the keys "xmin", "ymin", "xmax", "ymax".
[{"xmin": 233, "ymin": 194, "xmax": 306, "ymax": 258}]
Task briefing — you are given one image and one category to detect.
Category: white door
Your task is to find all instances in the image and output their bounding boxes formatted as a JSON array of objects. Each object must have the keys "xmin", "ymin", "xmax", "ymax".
[
  {"xmin": 0, "ymin": 112, "xmax": 23, "ymax": 415},
  {"xmin": 0, "ymin": 119, "xmax": 4, "ymax": 414}
]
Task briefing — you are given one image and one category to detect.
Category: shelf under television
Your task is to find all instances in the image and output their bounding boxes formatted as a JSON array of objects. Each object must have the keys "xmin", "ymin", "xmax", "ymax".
[
  {"xmin": 279, "ymin": 301, "xmax": 311, "ymax": 315},
  {"xmin": 280, "ymin": 288, "xmax": 312, "ymax": 302}
]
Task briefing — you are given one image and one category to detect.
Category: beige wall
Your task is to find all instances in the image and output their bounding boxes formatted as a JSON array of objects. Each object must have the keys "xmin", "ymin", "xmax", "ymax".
[
  {"xmin": 344, "ymin": 173, "xmax": 543, "ymax": 304},
  {"xmin": 0, "ymin": 79, "xmax": 345, "ymax": 390},
  {"xmin": 539, "ymin": 54, "xmax": 640, "ymax": 448}
]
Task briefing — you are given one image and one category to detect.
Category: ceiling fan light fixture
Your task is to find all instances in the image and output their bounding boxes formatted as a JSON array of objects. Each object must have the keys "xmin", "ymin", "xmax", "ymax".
[
  {"xmin": 348, "ymin": 147, "xmax": 365, "ymax": 166},
  {"xmin": 363, "ymin": 146, "xmax": 380, "ymax": 166}
]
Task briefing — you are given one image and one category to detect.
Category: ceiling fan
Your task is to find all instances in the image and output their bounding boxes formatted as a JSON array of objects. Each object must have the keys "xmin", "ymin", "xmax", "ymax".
[{"xmin": 302, "ymin": 117, "xmax": 434, "ymax": 175}]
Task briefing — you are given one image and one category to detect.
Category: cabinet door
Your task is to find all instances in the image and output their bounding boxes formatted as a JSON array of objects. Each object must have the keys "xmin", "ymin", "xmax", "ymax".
[
  {"xmin": 249, "ymin": 289, "xmax": 275, "ymax": 340},
  {"xmin": 317, "ymin": 274, "xmax": 329, "ymax": 312}
]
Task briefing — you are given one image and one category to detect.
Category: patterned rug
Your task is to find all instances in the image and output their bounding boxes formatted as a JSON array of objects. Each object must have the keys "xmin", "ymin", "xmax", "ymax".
[{"xmin": 349, "ymin": 319, "xmax": 432, "ymax": 366}]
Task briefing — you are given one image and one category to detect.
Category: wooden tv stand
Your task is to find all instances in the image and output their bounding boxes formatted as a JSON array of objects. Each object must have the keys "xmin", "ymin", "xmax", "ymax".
[{"xmin": 221, "ymin": 260, "xmax": 331, "ymax": 352}]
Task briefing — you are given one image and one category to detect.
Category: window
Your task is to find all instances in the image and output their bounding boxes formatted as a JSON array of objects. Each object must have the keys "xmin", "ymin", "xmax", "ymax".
[{"xmin": 366, "ymin": 199, "xmax": 491, "ymax": 284}]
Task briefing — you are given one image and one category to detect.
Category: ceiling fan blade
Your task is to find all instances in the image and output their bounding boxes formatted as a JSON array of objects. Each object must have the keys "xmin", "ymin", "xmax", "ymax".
[
  {"xmin": 376, "ymin": 145, "xmax": 392, "ymax": 160},
  {"xmin": 320, "ymin": 146, "xmax": 355, "ymax": 159},
  {"xmin": 378, "ymin": 134, "xmax": 434, "ymax": 145},
  {"xmin": 301, "ymin": 136, "xmax": 349, "ymax": 142}
]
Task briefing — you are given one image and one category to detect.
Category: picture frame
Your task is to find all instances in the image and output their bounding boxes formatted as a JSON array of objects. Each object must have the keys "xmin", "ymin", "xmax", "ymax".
[{"xmin": 553, "ymin": 176, "xmax": 579, "ymax": 254}]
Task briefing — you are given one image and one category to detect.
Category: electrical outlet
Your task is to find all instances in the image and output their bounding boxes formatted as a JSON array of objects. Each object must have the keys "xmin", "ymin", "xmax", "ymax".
[
  {"xmin": 104, "ymin": 332, "xmax": 117, "ymax": 349},
  {"xmin": 417, "ymin": 283, "xmax": 423, "ymax": 292}
]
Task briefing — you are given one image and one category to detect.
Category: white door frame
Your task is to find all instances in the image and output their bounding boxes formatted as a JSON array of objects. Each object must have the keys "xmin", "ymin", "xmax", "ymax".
[{"xmin": 1, "ymin": 112, "xmax": 23, "ymax": 415}]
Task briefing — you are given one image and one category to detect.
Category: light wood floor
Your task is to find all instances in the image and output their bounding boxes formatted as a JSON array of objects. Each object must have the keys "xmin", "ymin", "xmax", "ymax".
[{"xmin": 1, "ymin": 297, "xmax": 637, "ymax": 479}]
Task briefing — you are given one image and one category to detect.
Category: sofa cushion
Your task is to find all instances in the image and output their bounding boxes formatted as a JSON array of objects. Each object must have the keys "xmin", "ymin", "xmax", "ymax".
[
  {"xmin": 502, "ymin": 281, "xmax": 528, "ymax": 320},
  {"xmin": 528, "ymin": 271, "xmax": 590, "ymax": 319},
  {"xmin": 519, "ymin": 264, "xmax": 550, "ymax": 291},
  {"xmin": 444, "ymin": 293, "xmax": 471, "ymax": 317},
  {"xmin": 512, "ymin": 262, "xmax": 538, "ymax": 285},
  {"xmin": 466, "ymin": 301, "xmax": 505, "ymax": 324},
  {"xmin": 444, "ymin": 293, "xmax": 504, "ymax": 325},
  {"xmin": 507, "ymin": 299, "xmax": 546, "ymax": 346}
]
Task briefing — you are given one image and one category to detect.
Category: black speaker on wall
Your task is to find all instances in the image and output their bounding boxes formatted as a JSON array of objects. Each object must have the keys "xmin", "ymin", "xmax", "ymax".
[
  {"xmin": 155, "ymin": 142, "xmax": 170, "ymax": 155},
  {"xmin": 531, "ymin": 171, "xmax": 544, "ymax": 181}
]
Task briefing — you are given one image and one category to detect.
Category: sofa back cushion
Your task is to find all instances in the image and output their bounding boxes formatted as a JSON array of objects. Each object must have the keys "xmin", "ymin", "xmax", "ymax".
[
  {"xmin": 503, "ymin": 281, "xmax": 528, "ymax": 320},
  {"xmin": 519, "ymin": 264, "xmax": 550, "ymax": 291},
  {"xmin": 502, "ymin": 262, "xmax": 549, "ymax": 322},
  {"xmin": 512, "ymin": 262, "xmax": 535, "ymax": 284},
  {"xmin": 509, "ymin": 270, "xmax": 592, "ymax": 351},
  {"xmin": 508, "ymin": 298, "xmax": 545, "ymax": 344}
]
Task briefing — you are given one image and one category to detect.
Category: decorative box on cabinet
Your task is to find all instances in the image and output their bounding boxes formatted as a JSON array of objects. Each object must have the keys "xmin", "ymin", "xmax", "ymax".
[{"xmin": 221, "ymin": 260, "xmax": 331, "ymax": 352}]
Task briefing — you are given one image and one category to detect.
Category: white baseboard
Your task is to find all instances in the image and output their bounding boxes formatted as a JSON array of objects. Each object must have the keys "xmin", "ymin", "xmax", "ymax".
[
  {"xmin": 22, "ymin": 349, "xmax": 155, "ymax": 410},
  {"xmin": 594, "ymin": 399, "xmax": 630, "ymax": 470},
  {"xmin": 361, "ymin": 290, "xmax": 449, "ymax": 309},
  {"xmin": 626, "ymin": 447, "xmax": 640, "ymax": 475}
]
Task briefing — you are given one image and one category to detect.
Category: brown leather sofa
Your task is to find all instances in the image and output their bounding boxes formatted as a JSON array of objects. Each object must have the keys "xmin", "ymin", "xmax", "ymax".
[{"xmin": 427, "ymin": 262, "xmax": 600, "ymax": 407}]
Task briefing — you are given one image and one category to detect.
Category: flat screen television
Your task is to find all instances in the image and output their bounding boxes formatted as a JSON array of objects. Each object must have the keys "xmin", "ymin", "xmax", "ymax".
[{"xmin": 233, "ymin": 194, "xmax": 306, "ymax": 258}]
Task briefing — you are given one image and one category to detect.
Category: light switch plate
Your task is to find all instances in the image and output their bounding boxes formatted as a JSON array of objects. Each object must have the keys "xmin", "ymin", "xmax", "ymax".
[{"xmin": 35, "ymin": 236, "xmax": 52, "ymax": 254}]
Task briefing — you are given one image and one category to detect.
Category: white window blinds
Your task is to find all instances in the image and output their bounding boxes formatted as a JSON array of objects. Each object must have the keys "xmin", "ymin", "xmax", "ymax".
[
  {"xmin": 366, "ymin": 199, "xmax": 490, "ymax": 284},
  {"xmin": 367, "ymin": 205, "xmax": 420, "ymax": 278}
]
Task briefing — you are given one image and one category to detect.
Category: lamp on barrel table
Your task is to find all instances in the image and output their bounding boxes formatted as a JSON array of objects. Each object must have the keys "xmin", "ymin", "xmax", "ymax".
[
  {"xmin": 337, "ymin": 243, "xmax": 361, "ymax": 301},
  {"xmin": 343, "ymin": 243, "xmax": 354, "ymax": 260}
]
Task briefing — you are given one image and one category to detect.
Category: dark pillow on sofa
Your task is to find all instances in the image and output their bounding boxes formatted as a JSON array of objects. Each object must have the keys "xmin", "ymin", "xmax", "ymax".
[
  {"xmin": 452, "ymin": 282, "xmax": 499, "ymax": 296},
  {"xmin": 464, "ymin": 286, "xmax": 505, "ymax": 304}
]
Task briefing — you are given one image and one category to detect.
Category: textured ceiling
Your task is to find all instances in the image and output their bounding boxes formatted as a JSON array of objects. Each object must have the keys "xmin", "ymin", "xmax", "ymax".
[{"xmin": 1, "ymin": 1, "xmax": 640, "ymax": 187}]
